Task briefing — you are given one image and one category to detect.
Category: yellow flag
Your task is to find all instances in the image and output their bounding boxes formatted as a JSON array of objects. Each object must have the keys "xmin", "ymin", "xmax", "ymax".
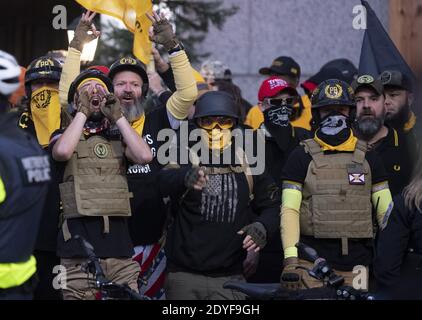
[{"xmin": 76, "ymin": 0, "xmax": 153, "ymax": 64}]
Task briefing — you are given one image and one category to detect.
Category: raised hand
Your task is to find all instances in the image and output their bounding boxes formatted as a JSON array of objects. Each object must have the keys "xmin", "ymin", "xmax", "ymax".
[
  {"xmin": 146, "ymin": 11, "xmax": 179, "ymax": 52},
  {"xmin": 70, "ymin": 10, "xmax": 101, "ymax": 52},
  {"xmin": 151, "ymin": 46, "xmax": 169, "ymax": 73}
]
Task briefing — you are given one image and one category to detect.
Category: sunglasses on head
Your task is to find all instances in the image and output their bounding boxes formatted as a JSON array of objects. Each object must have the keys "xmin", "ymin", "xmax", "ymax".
[{"xmin": 197, "ymin": 116, "xmax": 235, "ymax": 130}]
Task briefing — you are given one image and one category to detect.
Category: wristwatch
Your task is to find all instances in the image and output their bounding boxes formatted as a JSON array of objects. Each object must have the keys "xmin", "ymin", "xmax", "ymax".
[{"xmin": 168, "ymin": 42, "xmax": 184, "ymax": 55}]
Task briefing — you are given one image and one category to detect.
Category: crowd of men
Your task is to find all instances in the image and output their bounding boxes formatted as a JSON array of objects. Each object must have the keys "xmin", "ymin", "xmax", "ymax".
[{"xmin": 0, "ymin": 10, "xmax": 421, "ymax": 300}]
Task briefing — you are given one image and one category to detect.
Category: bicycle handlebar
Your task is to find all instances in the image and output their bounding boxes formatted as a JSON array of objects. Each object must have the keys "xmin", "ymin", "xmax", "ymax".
[
  {"xmin": 74, "ymin": 235, "xmax": 108, "ymax": 286},
  {"xmin": 223, "ymin": 281, "xmax": 374, "ymax": 300},
  {"xmin": 74, "ymin": 235, "xmax": 147, "ymax": 300},
  {"xmin": 225, "ymin": 242, "xmax": 374, "ymax": 300},
  {"xmin": 296, "ymin": 242, "xmax": 320, "ymax": 263}
]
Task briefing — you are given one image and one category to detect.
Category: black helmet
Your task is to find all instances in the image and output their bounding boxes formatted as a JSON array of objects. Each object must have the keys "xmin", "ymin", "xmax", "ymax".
[
  {"xmin": 193, "ymin": 91, "xmax": 239, "ymax": 120},
  {"xmin": 109, "ymin": 56, "xmax": 149, "ymax": 97},
  {"xmin": 25, "ymin": 56, "xmax": 62, "ymax": 96},
  {"xmin": 68, "ymin": 69, "xmax": 113, "ymax": 104},
  {"xmin": 311, "ymin": 79, "xmax": 355, "ymax": 109},
  {"xmin": 311, "ymin": 79, "xmax": 356, "ymax": 129}
]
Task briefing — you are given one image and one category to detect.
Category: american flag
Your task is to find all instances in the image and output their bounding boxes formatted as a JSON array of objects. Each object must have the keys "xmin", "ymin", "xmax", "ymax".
[{"xmin": 133, "ymin": 243, "xmax": 166, "ymax": 300}]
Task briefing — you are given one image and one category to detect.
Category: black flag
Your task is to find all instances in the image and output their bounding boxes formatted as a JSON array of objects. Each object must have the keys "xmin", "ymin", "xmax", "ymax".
[{"xmin": 358, "ymin": 0, "xmax": 416, "ymax": 83}]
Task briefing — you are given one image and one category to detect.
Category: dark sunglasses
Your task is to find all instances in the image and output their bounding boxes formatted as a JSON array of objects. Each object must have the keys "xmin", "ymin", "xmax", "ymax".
[{"xmin": 267, "ymin": 97, "xmax": 298, "ymax": 106}]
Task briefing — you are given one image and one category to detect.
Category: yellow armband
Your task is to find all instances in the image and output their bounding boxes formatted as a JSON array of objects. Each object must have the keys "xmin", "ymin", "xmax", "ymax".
[
  {"xmin": 371, "ymin": 181, "xmax": 393, "ymax": 227},
  {"xmin": 281, "ymin": 181, "xmax": 303, "ymax": 258}
]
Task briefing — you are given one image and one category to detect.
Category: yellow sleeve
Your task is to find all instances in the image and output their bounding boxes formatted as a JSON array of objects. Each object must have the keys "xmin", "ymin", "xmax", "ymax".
[
  {"xmin": 281, "ymin": 181, "xmax": 303, "ymax": 259},
  {"xmin": 371, "ymin": 181, "xmax": 393, "ymax": 228},
  {"xmin": 244, "ymin": 105, "xmax": 264, "ymax": 130},
  {"xmin": 59, "ymin": 47, "xmax": 81, "ymax": 109},
  {"xmin": 165, "ymin": 51, "xmax": 198, "ymax": 120},
  {"xmin": 0, "ymin": 176, "xmax": 6, "ymax": 204}
]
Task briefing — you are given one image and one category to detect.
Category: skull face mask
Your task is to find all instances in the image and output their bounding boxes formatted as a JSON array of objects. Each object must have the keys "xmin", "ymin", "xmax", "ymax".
[
  {"xmin": 320, "ymin": 112, "xmax": 348, "ymax": 136},
  {"xmin": 262, "ymin": 104, "xmax": 295, "ymax": 151},
  {"xmin": 264, "ymin": 105, "xmax": 293, "ymax": 127}
]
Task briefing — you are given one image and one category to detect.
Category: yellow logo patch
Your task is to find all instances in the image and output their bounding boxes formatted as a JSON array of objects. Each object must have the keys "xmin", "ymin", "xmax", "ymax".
[
  {"xmin": 119, "ymin": 57, "xmax": 137, "ymax": 65},
  {"xmin": 34, "ymin": 58, "xmax": 54, "ymax": 75},
  {"xmin": 324, "ymin": 84, "xmax": 343, "ymax": 99}
]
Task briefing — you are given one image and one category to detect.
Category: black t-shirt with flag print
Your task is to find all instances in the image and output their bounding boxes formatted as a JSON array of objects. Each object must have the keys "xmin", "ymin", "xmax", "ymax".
[{"xmin": 281, "ymin": 143, "xmax": 388, "ymax": 270}]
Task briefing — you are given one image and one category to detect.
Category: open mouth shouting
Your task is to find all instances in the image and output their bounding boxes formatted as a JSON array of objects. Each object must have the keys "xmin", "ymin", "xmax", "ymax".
[
  {"xmin": 121, "ymin": 93, "xmax": 134, "ymax": 105},
  {"xmin": 90, "ymin": 95, "xmax": 102, "ymax": 111}
]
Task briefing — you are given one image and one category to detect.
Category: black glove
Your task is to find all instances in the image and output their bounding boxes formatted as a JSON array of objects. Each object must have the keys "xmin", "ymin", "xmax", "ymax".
[
  {"xmin": 239, "ymin": 222, "xmax": 267, "ymax": 249},
  {"xmin": 184, "ymin": 167, "xmax": 207, "ymax": 190}
]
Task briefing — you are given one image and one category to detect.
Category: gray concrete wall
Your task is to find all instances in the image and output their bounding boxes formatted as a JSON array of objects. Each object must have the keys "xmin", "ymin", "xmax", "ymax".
[{"xmin": 193, "ymin": 0, "xmax": 389, "ymax": 104}]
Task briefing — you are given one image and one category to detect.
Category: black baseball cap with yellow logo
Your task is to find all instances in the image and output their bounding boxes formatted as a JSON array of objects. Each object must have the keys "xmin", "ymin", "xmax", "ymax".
[
  {"xmin": 259, "ymin": 56, "xmax": 301, "ymax": 80},
  {"xmin": 351, "ymin": 74, "xmax": 384, "ymax": 96}
]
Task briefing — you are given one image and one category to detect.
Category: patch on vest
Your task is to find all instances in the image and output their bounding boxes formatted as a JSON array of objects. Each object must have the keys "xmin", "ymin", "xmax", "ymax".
[
  {"xmin": 348, "ymin": 173, "xmax": 365, "ymax": 185},
  {"xmin": 19, "ymin": 155, "xmax": 51, "ymax": 185},
  {"xmin": 93, "ymin": 143, "xmax": 109, "ymax": 158},
  {"xmin": 347, "ymin": 163, "xmax": 365, "ymax": 185}
]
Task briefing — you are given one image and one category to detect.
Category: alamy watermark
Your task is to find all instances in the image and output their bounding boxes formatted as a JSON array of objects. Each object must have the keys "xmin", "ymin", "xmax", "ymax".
[
  {"xmin": 52, "ymin": 264, "xmax": 67, "ymax": 290},
  {"xmin": 155, "ymin": 121, "xmax": 266, "ymax": 175},
  {"xmin": 52, "ymin": 5, "xmax": 67, "ymax": 30},
  {"xmin": 353, "ymin": 5, "xmax": 367, "ymax": 30}
]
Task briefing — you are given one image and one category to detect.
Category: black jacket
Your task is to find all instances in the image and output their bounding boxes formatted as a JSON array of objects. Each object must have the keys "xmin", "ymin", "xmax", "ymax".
[
  {"xmin": 1, "ymin": 112, "xmax": 50, "ymax": 262},
  {"xmin": 373, "ymin": 127, "xmax": 418, "ymax": 196},
  {"xmin": 17, "ymin": 111, "xmax": 62, "ymax": 252},
  {"xmin": 159, "ymin": 127, "xmax": 280, "ymax": 276},
  {"xmin": 374, "ymin": 195, "xmax": 422, "ymax": 299}
]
